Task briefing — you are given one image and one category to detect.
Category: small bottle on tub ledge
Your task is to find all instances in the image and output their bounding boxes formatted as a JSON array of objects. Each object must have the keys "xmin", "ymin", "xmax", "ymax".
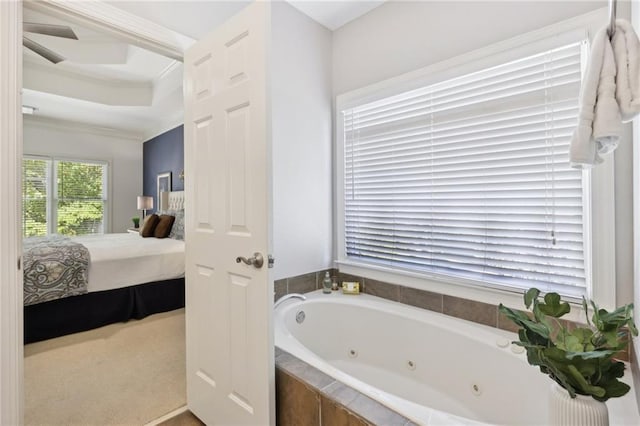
[{"xmin": 322, "ymin": 271, "xmax": 332, "ymax": 294}]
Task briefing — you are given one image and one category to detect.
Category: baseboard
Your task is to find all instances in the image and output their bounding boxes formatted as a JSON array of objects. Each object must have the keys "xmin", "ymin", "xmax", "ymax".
[{"xmin": 144, "ymin": 405, "xmax": 188, "ymax": 426}]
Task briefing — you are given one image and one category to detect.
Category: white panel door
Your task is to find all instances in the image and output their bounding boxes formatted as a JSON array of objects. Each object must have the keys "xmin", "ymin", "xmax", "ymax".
[{"xmin": 184, "ymin": 2, "xmax": 274, "ymax": 425}]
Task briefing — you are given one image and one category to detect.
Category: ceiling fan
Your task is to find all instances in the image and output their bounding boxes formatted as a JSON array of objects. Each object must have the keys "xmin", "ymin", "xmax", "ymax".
[{"xmin": 23, "ymin": 22, "xmax": 78, "ymax": 64}]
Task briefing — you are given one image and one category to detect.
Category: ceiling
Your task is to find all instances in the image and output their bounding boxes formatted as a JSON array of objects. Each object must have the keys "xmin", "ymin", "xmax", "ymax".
[
  {"xmin": 23, "ymin": 6, "xmax": 184, "ymax": 140},
  {"xmin": 287, "ymin": 1, "xmax": 385, "ymax": 31},
  {"xmin": 23, "ymin": 1, "xmax": 385, "ymax": 140},
  {"xmin": 105, "ymin": 1, "xmax": 386, "ymax": 35}
]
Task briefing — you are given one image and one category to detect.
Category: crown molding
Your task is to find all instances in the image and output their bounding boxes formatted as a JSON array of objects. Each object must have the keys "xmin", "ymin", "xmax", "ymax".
[
  {"xmin": 154, "ymin": 60, "xmax": 182, "ymax": 83},
  {"xmin": 143, "ymin": 112, "xmax": 184, "ymax": 142},
  {"xmin": 24, "ymin": 0, "xmax": 193, "ymax": 61},
  {"xmin": 24, "ymin": 114, "xmax": 144, "ymax": 142}
]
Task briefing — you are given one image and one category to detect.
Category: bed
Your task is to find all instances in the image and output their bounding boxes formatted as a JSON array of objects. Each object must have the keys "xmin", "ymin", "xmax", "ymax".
[{"xmin": 23, "ymin": 191, "xmax": 186, "ymax": 344}]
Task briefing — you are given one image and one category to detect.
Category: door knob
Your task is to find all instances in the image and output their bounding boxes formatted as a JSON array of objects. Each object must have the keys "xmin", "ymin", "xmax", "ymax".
[{"xmin": 235, "ymin": 252, "xmax": 264, "ymax": 268}]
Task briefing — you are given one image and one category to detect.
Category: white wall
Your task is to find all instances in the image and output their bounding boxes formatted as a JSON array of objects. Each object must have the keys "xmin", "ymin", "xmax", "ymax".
[
  {"xmin": 271, "ymin": 2, "xmax": 333, "ymax": 280},
  {"xmin": 632, "ymin": 0, "xmax": 640, "ymax": 373},
  {"xmin": 23, "ymin": 118, "xmax": 143, "ymax": 233},
  {"xmin": 333, "ymin": 1, "xmax": 608, "ymax": 96},
  {"xmin": 332, "ymin": 0, "xmax": 634, "ymax": 306}
]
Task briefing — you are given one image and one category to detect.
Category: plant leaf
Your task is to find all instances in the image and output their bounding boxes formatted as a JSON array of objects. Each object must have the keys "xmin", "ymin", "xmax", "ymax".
[
  {"xmin": 609, "ymin": 360, "xmax": 626, "ymax": 378},
  {"xmin": 591, "ymin": 301, "xmax": 603, "ymax": 330},
  {"xmin": 539, "ymin": 292, "xmax": 571, "ymax": 318},
  {"xmin": 566, "ymin": 365, "xmax": 606, "ymax": 397},
  {"xmin": 563, "ymin": 335, "xmax": 583, "ymax": 352},
  {"xmin": 526, "ymin": 347, "xmax": 544, "ymax": 367},
  {"xmin": 525, "ymin": 320, "xmax": 551, "ymax": 339},
  {"xmin": 543, "ymin": 347, "xmax": 572, "ymax": 364},
  {"xmin": 498, "ymin": 304, "xmax": 530, "ymax": 325},
  {"xmin": 566, "ymin": 350, "xmax": 617, "ymax": 360},
  {"xmin": 524, "ymin": 288, "xmax": 540, "ymax": 309},
  {"xmin": 537, "ymin": 351, "xmax": 577, "ymax": 397},
  {"xmin": 570, "ymin": 327, "xmax": 594, "ymax": 344},
  {"xmin": 499, "ymin": 304, "xmax": 551, "ymax": 342},
  {"xmin": 501, "ymin": 287, "xmax": 638, "ymax": 402},
  {"xmin": 596, "ymin": 379, "xmax": 630, "ymax": 401},
  {"xmin": 582, "ymin": 296, "xmax": 592, "ymax": 327}
]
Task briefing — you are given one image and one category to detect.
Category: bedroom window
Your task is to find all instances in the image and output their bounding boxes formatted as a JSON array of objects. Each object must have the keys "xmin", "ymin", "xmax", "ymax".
[
  {"xmin": 336, "ymin": 31, "xmax": 598, "ymax": 302},
  {"xmin": 22, "ymin": 156, "xmax": 108, "ymax": 236},
  {"xmin": 22, "ymin": 157, "xmax": 51, "ymax": 237}
]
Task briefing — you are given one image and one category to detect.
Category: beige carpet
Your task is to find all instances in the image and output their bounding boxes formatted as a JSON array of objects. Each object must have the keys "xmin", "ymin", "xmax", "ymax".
[{"xmin": 25, "ymin": 309, "xmax": 186, "ymax": 426}]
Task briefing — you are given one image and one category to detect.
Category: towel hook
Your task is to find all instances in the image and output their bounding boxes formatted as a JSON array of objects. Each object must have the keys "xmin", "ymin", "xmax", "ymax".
[{"xmin": 608, "ymin": 0, "xmax": 617, "ymax": 38}]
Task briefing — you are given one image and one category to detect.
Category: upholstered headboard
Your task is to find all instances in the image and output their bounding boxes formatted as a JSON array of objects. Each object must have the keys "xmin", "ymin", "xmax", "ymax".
[
  {"xmin": 167, "ymin": 191, "xmax": 185, "ymax": 210},
  {"xmin": 160, "ymin": 190, "xmax": 185, "ymax": 211}
]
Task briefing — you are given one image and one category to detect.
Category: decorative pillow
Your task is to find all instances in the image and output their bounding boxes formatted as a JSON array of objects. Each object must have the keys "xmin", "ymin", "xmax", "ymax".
[
  {"xmin": 139, "ymin": 214, "xmax": 160, "ymax": 238},
  {"xmin": 154, "ymin": 215, "xmax": 175, "ymax": 238},
  {"xmin": 169, "ymin": 209, "xmax": 184, "ymax": 240},
  {"xmin": 159, "ymin": 209, "xmax": 184, "ymax": 240}
]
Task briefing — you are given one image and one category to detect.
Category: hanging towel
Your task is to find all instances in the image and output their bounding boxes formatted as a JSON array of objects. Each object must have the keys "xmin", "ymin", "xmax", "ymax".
[
  {"xmin": 612, "ymin": 19, "xmax": 640, "ymax": 121},
  {"xmin": 570, "ymin": 27, "xmax": 621, "ymax": 168}
]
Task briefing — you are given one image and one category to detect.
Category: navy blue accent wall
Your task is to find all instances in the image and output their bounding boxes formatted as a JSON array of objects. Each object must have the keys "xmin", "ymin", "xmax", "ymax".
[{"xmin": 143, "ymin": 125, "xmax": 184, "ymax": 213}]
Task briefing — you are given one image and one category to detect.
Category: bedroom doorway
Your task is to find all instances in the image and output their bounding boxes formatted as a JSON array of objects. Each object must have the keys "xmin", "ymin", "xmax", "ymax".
[
  {"xmin": 2, "ymin": 2, "xmax": 276, "ymax": 424},
  {"xmin": 0, "ymin": 1, "xmax": 187, "ymax": 424},
  {"xmin": 19, "ymin": 2, "xmax": 189, "ymax": 425}
]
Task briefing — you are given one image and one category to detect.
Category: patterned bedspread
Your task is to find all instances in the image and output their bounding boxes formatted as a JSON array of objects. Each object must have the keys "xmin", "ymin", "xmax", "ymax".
[{"xmin": 23, "ymin": 235, "xmax": 90, "ymax": 306}]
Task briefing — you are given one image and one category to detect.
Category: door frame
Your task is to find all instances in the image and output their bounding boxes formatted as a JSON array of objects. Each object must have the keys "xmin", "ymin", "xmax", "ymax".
[
  {"xmin": 0, "ymin": 2, "xmax": 23, "ymax": 424},
  {"xmin": 0, "ymin": 1, "xmax": 189, "ymax": 423}
]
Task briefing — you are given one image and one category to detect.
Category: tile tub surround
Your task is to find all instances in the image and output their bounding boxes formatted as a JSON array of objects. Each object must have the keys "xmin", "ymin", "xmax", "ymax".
[
  {"xmin": 274, "ymin": 269, "xmax": 632, "ymax": 362},
  {"xmin": 275, "ymin": 347, "xmax": 417, "ymax": 426},
  {"xmin": 274, "ymin": 269, "xmax": 337, "ymax": 301}
]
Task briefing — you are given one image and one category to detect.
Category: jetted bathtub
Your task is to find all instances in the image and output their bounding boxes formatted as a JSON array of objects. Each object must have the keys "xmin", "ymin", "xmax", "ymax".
[{"xmin": 274, "ymin": 291, "xmax": 639, "ymax": 425}]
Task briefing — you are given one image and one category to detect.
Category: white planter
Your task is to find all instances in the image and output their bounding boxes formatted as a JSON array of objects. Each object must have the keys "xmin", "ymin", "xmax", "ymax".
[{"xmin": 549, "ymin": 382, "xmax": 609, "ymax": 426}]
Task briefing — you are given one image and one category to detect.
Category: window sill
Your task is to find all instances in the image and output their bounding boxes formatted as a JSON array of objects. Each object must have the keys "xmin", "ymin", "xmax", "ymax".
[{"xmin": 336, "ymin": 259, "xmax": 589, "ymax": 324}]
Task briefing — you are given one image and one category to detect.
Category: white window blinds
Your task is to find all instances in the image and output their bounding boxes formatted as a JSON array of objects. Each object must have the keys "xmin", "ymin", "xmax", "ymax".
[{"xmin": 342, "ymin": 40, "xmax": 587, "ymax": 298}]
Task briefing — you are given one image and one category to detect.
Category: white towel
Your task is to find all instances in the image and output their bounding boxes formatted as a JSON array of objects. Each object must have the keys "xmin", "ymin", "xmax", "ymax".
[
  {"xmin": 612, "ymin": 20, "xmax": 640, "ymax": 121},
  {"xmin": 570, "ymin": 27, "xmax": 621, "ymax": 168}
]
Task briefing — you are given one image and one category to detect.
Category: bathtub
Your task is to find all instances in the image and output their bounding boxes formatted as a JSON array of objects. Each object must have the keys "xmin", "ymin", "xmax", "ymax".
[{"xmin": 274, "ymin": 291, "xmax": 639, "ymax": 425}]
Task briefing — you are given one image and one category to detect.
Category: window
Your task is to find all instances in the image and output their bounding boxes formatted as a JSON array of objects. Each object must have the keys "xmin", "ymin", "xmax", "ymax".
[
  {"xmin": 56, "ymin": 160, "xmax": 108, "ymax": 235},
  {"xmin": 22, "ymin": 156, "xmax": 108, "ymax": 237},
  {"xmin": 22, "ymin": 158, "xmax": 50, "ymax": 237},
  {"xmin": 338, "ymin": 37, "xmax": 592, "ymax": 300}
]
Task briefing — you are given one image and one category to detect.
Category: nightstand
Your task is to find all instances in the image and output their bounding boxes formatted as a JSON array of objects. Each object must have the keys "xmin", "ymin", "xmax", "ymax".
[{"xmin": 127, "ymin": 228, "xmax": 140, "ymax": 234}]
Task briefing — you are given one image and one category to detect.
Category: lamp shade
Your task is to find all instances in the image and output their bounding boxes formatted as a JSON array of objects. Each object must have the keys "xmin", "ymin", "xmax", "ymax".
[{"xmin": 137, "ymin": 196, "xmax": 153, "ymax": 210}]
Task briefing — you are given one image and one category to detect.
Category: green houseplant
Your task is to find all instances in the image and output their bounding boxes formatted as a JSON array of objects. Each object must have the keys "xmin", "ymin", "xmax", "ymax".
[
  {"xmin": 132, "ymin": 216, "xmax": 140, "ymax": 228},
  {"xmin": 499, "ymin": 288, "xmax": 637, "ymax": 402}
]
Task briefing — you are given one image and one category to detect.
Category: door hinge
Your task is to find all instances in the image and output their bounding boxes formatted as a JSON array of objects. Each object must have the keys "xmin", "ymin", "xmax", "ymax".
[
  {"xmin": 17, "ymin": 256, "xmax": 21, "ymax": 270},
  {"xmin": 268, "ymin": 254, "xmax": 275, "ymax": 268}
]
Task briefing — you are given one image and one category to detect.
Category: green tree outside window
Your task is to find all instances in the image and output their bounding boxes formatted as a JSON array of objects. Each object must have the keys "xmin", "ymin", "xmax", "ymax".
[
  {"xmin": 22, "ymin": 157, "xmax": 107, "ymax": 237},
  {"xmin": 22, "ymin": 158, "xmax": 49, "ymax": 237}
]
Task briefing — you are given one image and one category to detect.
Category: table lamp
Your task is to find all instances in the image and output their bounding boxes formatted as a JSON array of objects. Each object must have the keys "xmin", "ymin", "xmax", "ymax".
[{"xmin": 137, "ymin": 196, "xmax": 153, "ymax": 222}]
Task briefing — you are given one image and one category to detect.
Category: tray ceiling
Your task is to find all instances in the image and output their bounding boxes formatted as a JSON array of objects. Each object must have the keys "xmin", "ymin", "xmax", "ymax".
[
  {"xmin": 22, "ymin": 7, "xmax": 183, "ymax": 140},
  {"xmin": 23, "ymin": 1, "xmax": 385, "ymax": 140}
]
